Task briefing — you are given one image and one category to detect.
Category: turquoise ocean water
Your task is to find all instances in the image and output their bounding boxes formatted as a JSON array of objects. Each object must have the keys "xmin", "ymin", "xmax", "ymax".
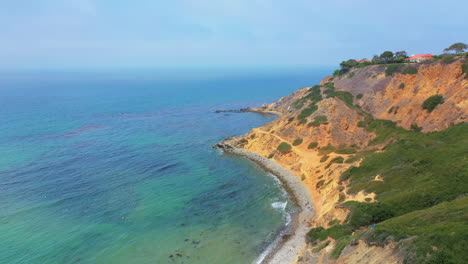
[{"xmin": 0, "ymin": 67, "xmax": 329, "ymax": 264}]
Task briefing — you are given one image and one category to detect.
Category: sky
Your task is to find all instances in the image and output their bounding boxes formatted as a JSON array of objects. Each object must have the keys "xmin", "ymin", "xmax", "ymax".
[{"xmin": 1, "ymin": 0, "xmax": 467, "ymax": 69}]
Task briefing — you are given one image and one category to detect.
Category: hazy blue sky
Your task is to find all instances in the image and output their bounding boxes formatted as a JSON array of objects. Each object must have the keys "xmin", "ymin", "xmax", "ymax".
[{"xmin": 1, "ymin": 0, "xmax": 467, "ymax": 69}]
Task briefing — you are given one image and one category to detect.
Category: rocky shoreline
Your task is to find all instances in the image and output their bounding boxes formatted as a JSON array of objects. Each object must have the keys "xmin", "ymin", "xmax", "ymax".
[{"xmin": 215, "ymin": 138, "xmax": 315, "ymax": 264}]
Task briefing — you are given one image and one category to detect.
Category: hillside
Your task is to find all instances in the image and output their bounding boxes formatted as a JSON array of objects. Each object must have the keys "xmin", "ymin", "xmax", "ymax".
[{"xmin": 225, "ymin": 57, "xmax": 468, "ymax": 263}]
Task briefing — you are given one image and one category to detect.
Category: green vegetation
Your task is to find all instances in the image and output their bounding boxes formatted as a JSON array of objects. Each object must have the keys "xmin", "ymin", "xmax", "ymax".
[
  {"xmin": 356, "ymin": 94, "xmax": 363, "ymax": 99},
  {"xmin": 319, "ymin": 145, "xmax": 337, "ymax": 155},
  {"xmin": 385, "ymin": 64, "xmax": 403, "ymax": 76},
  {"xmin": 267, "ymin": 153, "xmax": 274, "ymax": 159},
  {"xmin": 402, "ymin": 66, "xmax": 418, "ymax": 74},
  {"xmin": 366, "ymin": 198, "xmax": 468, "ymax": 264},
  {"xmin": 335, "ymin": 145, "xmax": 357, "ymax": 154},
  {"xmin": 357, "ymin": 120, "xmax": 366, "ymax": 127},
  {"xmin": 310, "ymin": 122, "xmax": 467, "ymax": 262},
  {"xmin": 348, "ymin": 72, "xmax": 355, "ymax": 78},
  {"xmin": 293, "ymin": 85, "xmax": 324, "ymax": 122},
  {"xmin": 320, "ymin": 155, "xmax": 330, "ymax": 163},
  {"xmin": 292, "ymin": 138, "xmax": 303, "ymax": 146},
  {"xmin": 462, "ymin": 59, "xmax": 468, "ymax": 78},
  {"xmin": 312, "ymin": 240, "xmax": 330, "ymax": 253},
  {"xmin": 307, "ymin": 224, "xmax": 353, "ymax": 243},
  {"xmin": 331, "ymin": 235, "xmax": 354, "ymax": 259},
  {"xmin": 239, "ymin": 138, "xmax": 248, "ymax": 144},
  {"xmin": 410, "ymin": 123, "xmax": 422, "ymax": 132},
  {"xmin": 440, "ymin": 53, "xmax": 457, "ymax": 64},
  {"xmin": 443, "ymin": 42, "xmax": 468, "ymax": 54},
  {"xmin": 308, "ymin": 141, "xmax": 318, "ymax": 149},
  {"xmin": 308, "ymin": 115, "xmax": 328, "ymax": 127},
  {"xmin": 345, "ymin": 122, "xmax": 467, "ymax": 216},
  {"xmin": 287, "ymin": 117, "xmax": 294, "ymax": 122},
  {"xmin": 277, "ymin": 142, "xmax": 292, "ymax": 153},
  {"xmin": 422, "ymin": 95, "xmax": 444, "ymax": 112},
  {"xmin": 326, "ymin": 156, "xmax": 344, "ymax": 168},
  {"xmin": 399, "ymin": 83, "xmax": 405, "ymax": 89}
]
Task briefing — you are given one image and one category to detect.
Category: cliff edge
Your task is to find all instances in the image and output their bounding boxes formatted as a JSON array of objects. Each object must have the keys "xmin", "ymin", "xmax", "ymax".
[{"xmin": 223, "ymin": 57, "xmax": 468, "ymax": 264}]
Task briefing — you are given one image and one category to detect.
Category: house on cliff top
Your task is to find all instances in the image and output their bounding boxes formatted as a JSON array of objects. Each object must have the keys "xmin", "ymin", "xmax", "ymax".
[{"xmin": 405, "ymin": 54, "xmax": 434, "ymax": 62}]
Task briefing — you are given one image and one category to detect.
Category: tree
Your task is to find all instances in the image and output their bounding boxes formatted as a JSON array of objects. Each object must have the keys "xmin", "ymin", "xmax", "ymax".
[
  {"xmin": 443, "ymin": 42, "xmax": 467, "ymax": 54},
  {"xmin": 395, "ymin": 51, "xmax": 408, "ymax": 58},
  {"xmin": 372, "ymin": 55, "xmax": 383, "ymax": 64},
  {"xmin": 380, "ymin": 51, "xmax": 394, "ymax": 63},
  {"xmin": 339, "ymin": 59, "xmax": 358, "ymax": 73}
]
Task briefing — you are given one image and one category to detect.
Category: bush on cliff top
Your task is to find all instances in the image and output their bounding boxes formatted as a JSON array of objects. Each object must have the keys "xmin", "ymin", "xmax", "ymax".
[{"xmin": 277, "ymin": 142, "xmax": 292, "ymax": 153}]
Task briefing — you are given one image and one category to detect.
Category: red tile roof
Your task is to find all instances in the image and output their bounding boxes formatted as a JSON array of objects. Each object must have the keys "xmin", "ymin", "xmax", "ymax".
[{"xmin": 405, "ymin": 54, "xmax": 434, "ymax": 60}]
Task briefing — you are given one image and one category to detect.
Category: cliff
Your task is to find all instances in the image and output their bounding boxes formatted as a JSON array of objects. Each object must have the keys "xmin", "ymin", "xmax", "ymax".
[{"xmin": 224, "ymin": 58, "xmax": 468, "ymax": 263}]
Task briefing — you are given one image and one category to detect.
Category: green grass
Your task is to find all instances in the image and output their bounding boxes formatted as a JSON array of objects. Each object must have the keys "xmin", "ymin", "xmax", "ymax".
[
  {"xmin": 277, "ymin": 142, "xmax": 292, "ymax": 153},
  {"xmin": 292, "ymin": 138, "xmax": 303, "ymax": 146},
  {"xmin": 366, "ymin": 198, "xmax": 468, "ymax": 264},
  {"xmin": 346, "ymin": 123, "xmax": 468, "ymax": 216},
  {"xmin": 422, "ymin": 95, "xmax": 444, "ymax": 112}
]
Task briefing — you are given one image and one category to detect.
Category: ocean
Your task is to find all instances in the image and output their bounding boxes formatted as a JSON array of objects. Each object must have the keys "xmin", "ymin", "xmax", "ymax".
[{"xmin": 0, "ymin": 67, "xmax": 330, "ymax": 264}]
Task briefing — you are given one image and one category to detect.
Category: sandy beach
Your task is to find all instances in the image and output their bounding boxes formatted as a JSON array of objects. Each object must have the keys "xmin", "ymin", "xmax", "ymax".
[{"xmin": 216, "ymin": 138, "xmax": 315, "ymax": 264}]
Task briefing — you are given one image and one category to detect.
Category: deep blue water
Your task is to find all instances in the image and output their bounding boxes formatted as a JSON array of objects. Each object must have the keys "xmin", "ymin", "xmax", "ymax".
[{"xmin": 0, "ymin": 67, "xmax": 330, "ymax": 264}]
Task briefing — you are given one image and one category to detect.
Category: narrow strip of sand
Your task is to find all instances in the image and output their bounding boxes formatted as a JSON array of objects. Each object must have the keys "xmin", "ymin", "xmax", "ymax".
[{"xmin": 216, "ymin": 139, "xmax": 315, "ymax": 264}]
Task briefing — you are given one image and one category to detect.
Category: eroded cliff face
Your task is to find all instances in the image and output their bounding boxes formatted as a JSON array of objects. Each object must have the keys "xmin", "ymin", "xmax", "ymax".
[{"xmin": 229, "ymin": 58, "xmax": 467, "ymax": 263}]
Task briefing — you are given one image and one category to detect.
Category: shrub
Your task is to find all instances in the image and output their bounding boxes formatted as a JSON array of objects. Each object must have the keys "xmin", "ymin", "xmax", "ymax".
[
  {"xmin": 277, "ymin": 142, "xmax": 292, "ymax": 153},
  {"xmin": 329, "ymin": 156, "xmax": 344, "ymax": 164},
  {"xmin": 239, "ymin": 139, "xmax": 248, "ymax": 144},
  {"xmin": 340, "ymin": 166, "xmax": 356, "ymax": 182},
  {"xmin": 348, "ymin": 72, "xmax": 355, "ymax": 78},
  {"xmin": 308, "ymin": 142, "xmax": 318, "ymax": 149},
  {"xmin": 402, "ymin": 66, "xmax": 418, "ymax": 75},
  {"xmin": 385, "ymin": 64, "xmax": 403, "ymax": 76},
  {"xmin": 292, "ymin": 138, "xmax": 303, "ymax": 146},
  {"xmin": 462, "ymin": 60, "xmax": 468, "ymax": 78},
  {"xmin": 320, "ymin": 155, "xmax": 330, "ymax": 162},
  {"xmin": 267, "ymin": 153, "xmax": 274, "ymax": 159},
  {"xmin": 399, "ymin": 83, "xmax": 405, "ymax": 89},
  {"xmin": 336, "ymin": 146, "xmax": 357, "ymax": 154},
  {"xmin": 301, "ymin": 174, "xmax": 306, "ymax": 181},
  {"xmin": 319, "ymin": 145, "xmax": 337, "ymax": 155},
  {"xmin": 298, "ymin": 103, "xmax": 318, "ymax": 121},
  {"xmin": 316, "ymin": 179, "xmax": 325, "ymax": 189},
  {"xmin": 422, "ymin": 95, "xmax": 444, "ymax": 112},
  {"xmin": 440, "ymin": 54, "xmax": 456, "ymax": 64},
  {"xmin": 356, "ymin": 94, "xmax": 363, "ymax": 99},
  {"xmin": 345, "ymin": 202, "xmax": 396, "ymax": 228},
  {"xmin": 288, "ymin": 117, "xmax": 294, "ymax": 122},
  {"xmin": 357, "ymin": 121, "xmax": 366, "ymax": 128},
  {"xmin": 334, "ymin": 91, "xmax": 354, "ymax": 106},
  {"xmin": 411, "ymin": 123, "xmax": 422, "ymax": 132},
  {"xmin": 308, "ymin": 115, "xmax": 328, "ymax": 127}
]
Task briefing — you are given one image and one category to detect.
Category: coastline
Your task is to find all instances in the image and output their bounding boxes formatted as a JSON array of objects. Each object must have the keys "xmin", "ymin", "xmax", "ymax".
[{"xmin": 215, "ymin": 138, "xmax": 315, "ymax": 264}]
